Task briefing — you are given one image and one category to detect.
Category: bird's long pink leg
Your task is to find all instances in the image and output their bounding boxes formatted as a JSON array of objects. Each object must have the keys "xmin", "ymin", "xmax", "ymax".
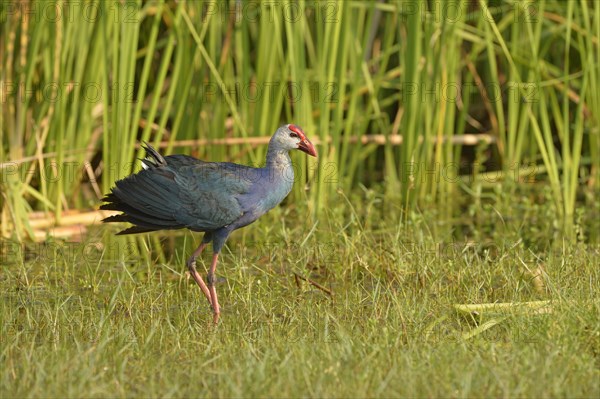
[
  {"xmin": 186, "ymin": 243, "xmax": 212, "ymax": 307},
  {"xmin": 207, "ymin": 253, "xmax": 221, "ymax": 323}
]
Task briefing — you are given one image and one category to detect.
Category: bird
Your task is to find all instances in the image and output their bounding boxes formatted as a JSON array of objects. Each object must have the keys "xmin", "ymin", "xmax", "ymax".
[{"xmin": 100, "ymin": 124, "xmax": 317, "ymax": 321}]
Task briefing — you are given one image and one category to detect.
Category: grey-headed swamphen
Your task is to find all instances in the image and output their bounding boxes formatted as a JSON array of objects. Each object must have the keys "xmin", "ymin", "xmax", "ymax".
[{"xmin": 100, "ymin": 124, "xmax": 317, "ymax": 321}]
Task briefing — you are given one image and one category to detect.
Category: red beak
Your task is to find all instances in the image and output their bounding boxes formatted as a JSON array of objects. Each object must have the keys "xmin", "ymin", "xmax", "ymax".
[{"xmin": 297, "ymin": 138, "xmax": 317, "ymax": 157}]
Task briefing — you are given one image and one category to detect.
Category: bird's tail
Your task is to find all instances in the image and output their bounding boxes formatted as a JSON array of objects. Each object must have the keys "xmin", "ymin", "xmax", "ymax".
[
  {"xmin": 140, "ymin": 142, "xmax": 166, "ymax": 170},
  {"xmin": 100, "ymin": 143, "xmax": 185, "ymax": 235}
]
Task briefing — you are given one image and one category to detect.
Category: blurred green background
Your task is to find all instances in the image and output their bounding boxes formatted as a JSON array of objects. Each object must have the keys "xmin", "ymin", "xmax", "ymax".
[{"xmin": 1, "ymin": 0, "xmax": 597, "ymax": 243}]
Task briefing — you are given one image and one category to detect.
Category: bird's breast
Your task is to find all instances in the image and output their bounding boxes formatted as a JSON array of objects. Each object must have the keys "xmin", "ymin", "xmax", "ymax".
[
  {"xmin": 259, "ymin": 169, "xmax": 294, "ymax": 210},
  {"xmin": 237, "ymin": 167, "xmax": 294, "ymax": 216}
]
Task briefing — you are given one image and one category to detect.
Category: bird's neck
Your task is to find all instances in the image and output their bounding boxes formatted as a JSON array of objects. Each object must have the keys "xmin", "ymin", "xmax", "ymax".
[
  {"xmin": 265, "ymin": 146, "xmax": 292, "ymax": 171},
  {"xmin": 263, "ymin": 146, "xmax": 294, "ymax": 203},
  {"xmin": 265, "ymin": 147, "xmax": 295, "ymax": 192}
]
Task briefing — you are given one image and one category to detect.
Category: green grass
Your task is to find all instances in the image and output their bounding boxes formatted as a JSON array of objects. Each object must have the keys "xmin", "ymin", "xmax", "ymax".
[
  {"xmin": 2, "ymin": 199, "xmax": 598, "ymax": 398},
  {"xmin": 1, "ymin": 1, "xmax": 599, "ymax": 396}
]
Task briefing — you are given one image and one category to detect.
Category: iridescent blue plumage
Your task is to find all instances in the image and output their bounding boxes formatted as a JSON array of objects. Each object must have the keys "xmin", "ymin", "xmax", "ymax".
[{"xmin": 100, "ymin": 124, "xmax": 317, "ymax": 320}]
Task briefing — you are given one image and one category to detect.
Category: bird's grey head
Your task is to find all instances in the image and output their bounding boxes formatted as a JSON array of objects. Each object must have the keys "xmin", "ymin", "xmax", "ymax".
[{"xmin": 270, "ymin": 124, "xmax": 317, "ymax": 157}]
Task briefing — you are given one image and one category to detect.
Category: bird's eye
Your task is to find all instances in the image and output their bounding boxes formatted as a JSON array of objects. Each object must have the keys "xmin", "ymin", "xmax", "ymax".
[{"xmin": 289, "ymin": 132, "xmax": 298, "ymax": 138}]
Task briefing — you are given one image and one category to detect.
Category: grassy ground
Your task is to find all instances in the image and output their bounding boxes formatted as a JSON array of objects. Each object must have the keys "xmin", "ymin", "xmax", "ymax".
[
  {"xmin": 2, "ymin": 1, "xmax": 598, "ymax": 397},
  {"xmin": 1, "ymin": 198, "xmax": 599, "ymax": 398}
]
